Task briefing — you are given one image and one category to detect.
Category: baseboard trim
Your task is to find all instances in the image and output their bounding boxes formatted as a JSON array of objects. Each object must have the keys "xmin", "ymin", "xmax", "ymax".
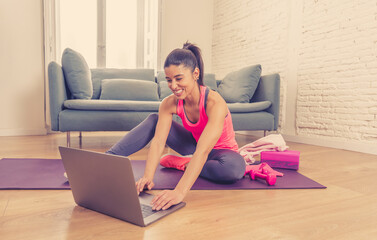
[
  {"xmin": 236, "ymin": 131, "xmax": 377, "ymax": 155},
  {"xmin": 281, "ymin": 134, "xmax": 377, "ymax": 155},
  {"xmin": 0, "ymin": 128, "xmax": 47, "ymax": 136}
]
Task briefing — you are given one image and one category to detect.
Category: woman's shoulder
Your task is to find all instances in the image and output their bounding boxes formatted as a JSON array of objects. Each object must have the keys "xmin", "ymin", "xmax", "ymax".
[
  {"xmin": 160, "ymin": 94, "xmax": 178, "ymax": 114},
  {"xmin": 206, "ymin": 88, "xmax": 226, "ymax": 105},
  {"xmin": 206, "ymin": 88, "xmax": 227, "ymax": 113}
]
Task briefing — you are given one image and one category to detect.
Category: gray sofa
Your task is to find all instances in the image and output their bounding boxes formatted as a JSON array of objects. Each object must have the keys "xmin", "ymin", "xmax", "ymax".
[{"xmin": 48, "ymin": 50, "xmax": 280, "ymax": 147}]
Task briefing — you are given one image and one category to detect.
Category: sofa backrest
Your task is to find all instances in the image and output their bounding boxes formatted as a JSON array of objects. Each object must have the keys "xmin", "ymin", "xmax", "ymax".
[
  {"xmin": 156, "ymin": 70, "xmax": 219, "ymax": 100},
  {"xmin": 250, "ymin": 73, "xmax": 280, "ymax": 130},
  {"xmin": 90, "ymin": 68, "xmax": 155, "ymax": 99}
]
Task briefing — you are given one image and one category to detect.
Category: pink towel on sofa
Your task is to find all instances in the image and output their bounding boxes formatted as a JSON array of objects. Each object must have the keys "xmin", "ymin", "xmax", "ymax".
[{"xmin": 238, "ymin": 134, "xmax": 288, "ymax": 164}]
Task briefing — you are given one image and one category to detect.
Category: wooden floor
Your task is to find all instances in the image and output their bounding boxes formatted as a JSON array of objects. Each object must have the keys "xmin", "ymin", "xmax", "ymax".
[{"xmin": 1, "ymin": 132, "xmax": 377, "ymax": 240}]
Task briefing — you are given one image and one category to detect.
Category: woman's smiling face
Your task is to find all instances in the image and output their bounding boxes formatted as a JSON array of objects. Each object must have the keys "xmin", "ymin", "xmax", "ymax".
[{"xmin": 164, "ymin": 64, "xmax": 199, "ymax": 99}]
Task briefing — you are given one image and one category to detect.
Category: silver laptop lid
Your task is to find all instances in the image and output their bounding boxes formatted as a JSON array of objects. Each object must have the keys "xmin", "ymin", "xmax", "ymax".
[
  {"xmin": 59, "ymin": 147, "xmax": 186, "ymax": 227},
  {"xmin": 59, "ymin": 146, "xmax": 145, "ymax": 226}
]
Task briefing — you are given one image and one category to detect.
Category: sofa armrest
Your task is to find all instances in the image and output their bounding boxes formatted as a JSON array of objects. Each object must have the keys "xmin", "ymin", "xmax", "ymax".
[
  {"xmin": 250, "ymin": 73, "xmax": 280, "ymax": 130},
  {"xmin": 48, "ymin": 61, "xmax": 68, "ymax": 131}
]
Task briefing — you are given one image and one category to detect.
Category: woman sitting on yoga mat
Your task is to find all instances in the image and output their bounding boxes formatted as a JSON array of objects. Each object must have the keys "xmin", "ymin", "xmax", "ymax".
[{"xmin": 107, "ymin": 42, "xmax": 246, "ymax": 211}]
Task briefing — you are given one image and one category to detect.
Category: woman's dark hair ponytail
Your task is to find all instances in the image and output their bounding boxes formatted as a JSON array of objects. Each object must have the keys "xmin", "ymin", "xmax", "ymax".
[
  {"xmin": 182, "ymin": 42, "xmax": 204, "ymax": 85},
  {"xmin": 164, "ymin": 42, "xmax": 204, "ymax": 85}
]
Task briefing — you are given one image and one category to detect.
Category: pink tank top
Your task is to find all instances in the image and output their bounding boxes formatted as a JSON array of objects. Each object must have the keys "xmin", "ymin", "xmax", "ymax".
[{"xmin": 176, "ymin": 86, "xmax": 239, "ymax": 152}]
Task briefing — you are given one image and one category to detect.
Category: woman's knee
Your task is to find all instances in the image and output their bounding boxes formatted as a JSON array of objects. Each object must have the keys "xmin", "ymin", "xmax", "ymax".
[
  {"xmin": 202, "ymin": 163, "xmax": 244, "ymax": 183},
  {"xmin": 203, "ymin": 150, "xmax": 246, "ymax": 183},
  {"xmin": 218, "ymin": 161, "xmax": 245, "ymax": 182},
  {"xmin": 224, "ymin": 158, "xmax": 246, "ymax": 182},
  {"xmin": 146, "ymin": 113, "xmax": 158, "ymax": 124},
  {"xmin": 138, "ymin": 113, "xmax": 159, "ymax": 134}
]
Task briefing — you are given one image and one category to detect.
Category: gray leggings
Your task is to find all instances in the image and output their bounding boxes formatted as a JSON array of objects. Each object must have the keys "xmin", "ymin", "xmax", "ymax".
[{"xmin": 107, "ymin": 113, "xmax": 245, "ymax": 183}]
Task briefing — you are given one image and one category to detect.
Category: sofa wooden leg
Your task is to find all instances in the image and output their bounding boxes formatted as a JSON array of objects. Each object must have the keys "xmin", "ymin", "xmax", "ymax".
[
  {"xmin": 264, "ymin": 130, "xmax": 267, "ymax": 137},
  {"xmin": 79, "ymin": 131, "xmax": 82, "ymax": 149},
  {"xmin": 67, "ymin": 132, "xmax": 71, "ymax": 147}
]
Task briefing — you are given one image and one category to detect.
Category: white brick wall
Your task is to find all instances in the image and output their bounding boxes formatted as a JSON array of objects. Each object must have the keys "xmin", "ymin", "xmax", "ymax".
[
  {"xmin": 297, "ymin": 0, "xmax": 377, "ymax": 142},
  {"xmin": 213, "ymin": 0, "xmax": 290, "ymax": 129},
  {"xmin": 213, "ymin": 0, "xmax": 377, "ymax": 146},
  {"xmin": 213, "ymin": 0, "xmax": 289, "ymax": 78}
]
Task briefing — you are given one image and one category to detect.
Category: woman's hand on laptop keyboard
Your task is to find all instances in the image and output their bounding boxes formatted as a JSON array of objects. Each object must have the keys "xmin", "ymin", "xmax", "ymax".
[
  {"xmin": 151, "ymin": 189, "xmax": 184, "ymax": 211},
  {"xmin": 135, "ymin": 177, "xmax": 155, "ymax": 195}
]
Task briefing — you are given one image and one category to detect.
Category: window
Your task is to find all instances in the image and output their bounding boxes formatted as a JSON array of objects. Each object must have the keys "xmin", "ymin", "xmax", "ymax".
[
  {"xmin": 58, "ymin": 0, "xmax": 97, "ymax": 67},
  {"xmin": 106, "ymin": 0, "xmax": 137, "ymax": 68},
  {"xmin": 44, "ymin": 0, "xmax": 159, "ymax": 69}
]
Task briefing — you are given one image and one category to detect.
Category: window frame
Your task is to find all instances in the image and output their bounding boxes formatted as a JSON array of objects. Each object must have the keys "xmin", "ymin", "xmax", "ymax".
[{"xmin": 43, "ymin": 0, "xmax": 160, "ymax": 69}]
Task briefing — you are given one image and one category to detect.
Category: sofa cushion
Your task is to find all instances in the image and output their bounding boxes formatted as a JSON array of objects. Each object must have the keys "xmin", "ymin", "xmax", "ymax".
[
  {"xmin": 61, "ymin": 48, "xmax": 93, "ymax": 99},
  {"xmin": 100, "ymin": 79, "xmax": 159, "ymax": 101},
  {"xmin": 64, "ymin": 99, "xmax": 160, "ymax": 111},
  {"xmin": 91, "ymin": 68, "xmax": 155, "ymax": 99},
  {"xmin": 156, "ymin": 71, "xmax": 166, "ymax": 83},
  {"xmin": 157, "ymin": 71, "xmax": 218, "ymax": 91},
  {"xmin": 203, "ymin": 73, "xmax": 218, "ymax": 91},
  {"xmin": 63, "ymin": 99, "xmax": 270, "ymax": 113},
  {"xmin": 159, "ymin": 81, "xmax": 172, "ymax": 100},
  {"xmin": 217, "ymin": 65, "xmax": 261, "ymax": 103},
  {"xmin": 227, "ymin": 101, "xmax": 271, "ymax": 113}
]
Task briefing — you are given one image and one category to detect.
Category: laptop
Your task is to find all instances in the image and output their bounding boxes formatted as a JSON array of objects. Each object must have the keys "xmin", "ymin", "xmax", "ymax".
[{"xmin": 59, "ymin": 146, "xmax": 186, "ymax": 227}]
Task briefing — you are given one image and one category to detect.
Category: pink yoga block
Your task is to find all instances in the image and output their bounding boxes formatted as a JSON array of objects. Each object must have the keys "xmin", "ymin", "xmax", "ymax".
[{"xmin": 260, "ymin": 150, "xmax": 300, "ymax": 170}]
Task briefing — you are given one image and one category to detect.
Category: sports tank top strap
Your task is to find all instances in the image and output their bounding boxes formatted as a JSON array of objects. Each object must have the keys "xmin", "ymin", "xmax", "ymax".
[
  {"xmin": 198, "ymin": 86, "xmax": 208, "ymax": 119},
  {"xmin": 177, "ymin": 98, "xmax": 183, "ymax": 115},
  {"xmin": 204, "ymin": 86, "xmax": 210, "ymax": 111},
  {"xmin": 176, "ymin": 86, "xmax": 208, "ymax": 117}
]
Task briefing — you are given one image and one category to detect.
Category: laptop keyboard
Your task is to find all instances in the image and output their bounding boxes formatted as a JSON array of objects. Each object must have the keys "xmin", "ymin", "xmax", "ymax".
[{"xmin": 141, "ymin": 204, "xmax": 157, "ymax": 218}]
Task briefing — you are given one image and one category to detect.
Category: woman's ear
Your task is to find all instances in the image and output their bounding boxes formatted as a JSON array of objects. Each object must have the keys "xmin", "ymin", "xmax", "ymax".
[{"xmin": 193, "ymin": 67, "xmax": 200, "ymax": 80}]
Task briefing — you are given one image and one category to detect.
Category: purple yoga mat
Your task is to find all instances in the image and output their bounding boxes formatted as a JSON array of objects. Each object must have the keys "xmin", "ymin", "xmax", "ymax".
[
  {"xmin": 0, "ymin": 158, "xmax": 326, "ymax": 190},
  {"xmin": 132, "ymin": 161, "xmax": 326, "ymax": 190},
  {"xmin": 0, "ymin": 159, "xmax": 70, "ymax": 189}
]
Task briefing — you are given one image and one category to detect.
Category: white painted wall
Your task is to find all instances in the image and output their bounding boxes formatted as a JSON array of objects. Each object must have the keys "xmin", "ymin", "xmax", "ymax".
[
  {"xmin": 0, "ymin": 0, "xmax": 46, "ymax": 136},
  {"xmin": 159, "ymin": 0, "xmax": 214, "ymax": 73},
  {"xmin": 212, "ymin": 0, "xmax": 377, "ymax": 155}
]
